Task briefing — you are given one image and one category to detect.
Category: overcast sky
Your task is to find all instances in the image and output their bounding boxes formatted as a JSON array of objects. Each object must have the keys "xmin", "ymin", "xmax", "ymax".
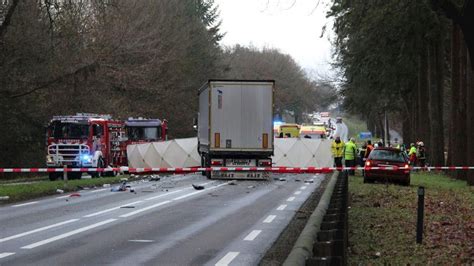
[{"xmin": 215, "ymin": 0, "xmax": 335, "ymax": 79}]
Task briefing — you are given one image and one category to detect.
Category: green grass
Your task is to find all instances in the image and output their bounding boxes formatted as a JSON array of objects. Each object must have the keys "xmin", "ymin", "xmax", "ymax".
[
  {"xmin": 349, "ymin": 171, "xmax": 474, "ymax": 264},
  {"xmin": 0, "ymin": 176, "xmax": 126, "ymax": 204}
]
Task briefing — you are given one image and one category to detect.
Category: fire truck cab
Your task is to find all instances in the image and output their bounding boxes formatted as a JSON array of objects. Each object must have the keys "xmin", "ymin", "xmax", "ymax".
[
  {"xmin": 46, "ymin": 113, "xmax": 127, "ymax": 180},
  {"xmin": 124, "ymin": 118, "xmax": 168, "ymax": 145}
]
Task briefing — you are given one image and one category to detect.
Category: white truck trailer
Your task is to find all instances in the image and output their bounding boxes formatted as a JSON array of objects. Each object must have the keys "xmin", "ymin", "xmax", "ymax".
[{"xmin": 197, "ymin": 80, "xmax": 275, "ymax": 179}]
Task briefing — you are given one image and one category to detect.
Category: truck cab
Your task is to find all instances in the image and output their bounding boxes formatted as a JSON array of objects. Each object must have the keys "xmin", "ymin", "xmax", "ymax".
[
  {"xmin": 124, "ymin": 118, "xmax": 168, "ymax": 145},
  {"xmin": 46, "ymin": 113, "xmax": 126, "ymax": 180}
]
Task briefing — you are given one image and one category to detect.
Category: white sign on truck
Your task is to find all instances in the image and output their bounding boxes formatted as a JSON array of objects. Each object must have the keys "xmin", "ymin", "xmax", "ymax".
[{"xmin": 197, "ymin": 80, "xmax": 274, "ymax": 179}]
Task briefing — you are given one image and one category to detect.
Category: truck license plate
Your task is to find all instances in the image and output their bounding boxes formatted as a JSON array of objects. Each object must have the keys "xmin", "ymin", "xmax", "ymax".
[{"xmin": 227, "ymin": 159, "xmax": 254, "ymax": 166}]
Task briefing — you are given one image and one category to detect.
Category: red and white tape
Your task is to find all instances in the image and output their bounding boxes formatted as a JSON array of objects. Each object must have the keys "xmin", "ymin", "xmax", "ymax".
[{"xmin": 0, "ymin": 166, "xmax": 473, "ymax": 174}]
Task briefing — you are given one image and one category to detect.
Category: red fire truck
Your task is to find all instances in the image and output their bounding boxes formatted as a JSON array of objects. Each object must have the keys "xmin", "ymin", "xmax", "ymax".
[
  {"xmin": 124, "ymin": 118, "xmax": 168, "ymax": 145},
  {"xmin": 46, "ymin": 113, "xmax": 127, "ymax": 180}
]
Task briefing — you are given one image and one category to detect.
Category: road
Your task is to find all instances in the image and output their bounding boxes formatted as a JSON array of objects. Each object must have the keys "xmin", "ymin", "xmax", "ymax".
[{"xmin": 0, "ymin": 173, "xmax": 325, "ymax": 265}]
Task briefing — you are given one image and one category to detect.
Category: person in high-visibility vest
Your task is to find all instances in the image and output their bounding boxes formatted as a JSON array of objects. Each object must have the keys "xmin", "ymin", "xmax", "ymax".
[
  {"xmin": 408, "ymin": 143, "xmax": 417, "ymax": 166},
  {"xmin": 331, "ymin": 136, "xmax": 345, "ymax": 168},
  {"xmin": 344, "ymin": 138, "xmax": 357, "ymax": 175}
]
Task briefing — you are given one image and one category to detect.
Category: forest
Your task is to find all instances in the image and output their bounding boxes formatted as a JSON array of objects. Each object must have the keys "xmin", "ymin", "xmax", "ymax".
[
  {"xmin": 0, "ymin": 0, "xmax": 335, "ymax": 167},
  {"xmin": 328, "ymin": 0, "xmax": 474, "ymax": 184}
]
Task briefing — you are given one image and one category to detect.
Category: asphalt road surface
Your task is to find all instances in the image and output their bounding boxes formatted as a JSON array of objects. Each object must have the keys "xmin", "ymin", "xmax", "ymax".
[{"xmin": 0, "ymin": 173, "xmax": 326, "ymax": 265}]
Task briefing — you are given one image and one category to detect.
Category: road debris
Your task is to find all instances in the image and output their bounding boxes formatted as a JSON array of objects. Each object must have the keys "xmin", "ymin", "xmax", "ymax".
[
  {"xmin": 304, "ymin": 180, "xmax": 314, "ymax": 183},
  {"xmin": 247, "ymin": 185, "xmax": 255, "ymax": 189},
  {"xmin": 228, "ymin": 180, "xmax": 237, "ymax": 185},
  {"xmin": 279, "ymin": 177, "xmax": 286, "ymax": 181},
  {"xmin": 120, "ymin": 205, "xmax": 135, "ymax": 208},
  {"xmin": 111, "ymin": 181, "xmax": 128, "ymax": 192},
  {"xmin": 56, "ymin": 189, "xmax": 64, "ymax": 194},
  {"xmin": 150, "ymin": 175, "xmax": 161, "ymax": 181},
  {"xmin": 192, "ymin": 184, "xmax": 205, "ymax": 190},
  {"xmin": 295, "ymin": 179, "xmax": 301, "ymax": 182},
  {"xmin": 69, "ymin": 193, "xmax": 81, "ymax": 197},
  {"xmin": 103, "ymin": 184, "xmax": 111, "ymax": 188}
]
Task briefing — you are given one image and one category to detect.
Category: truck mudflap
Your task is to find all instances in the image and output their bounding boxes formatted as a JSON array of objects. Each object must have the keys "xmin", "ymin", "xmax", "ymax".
[{"xmin": 211, "ymin": 171, "xmax": 270, "ymax": 180}]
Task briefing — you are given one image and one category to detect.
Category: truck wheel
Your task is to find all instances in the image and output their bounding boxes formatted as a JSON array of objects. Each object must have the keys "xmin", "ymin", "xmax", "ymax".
[
  {"xmin": 69, "ymin": 172, "xmax": 82, "ymax": 180},
  {"xmin": 90, "ymin": 157, "xmax": 104, "ymax": 178},
  {"xmin": 205, "ymin": 156, "xmax": 211, "ymax": 179},
  {"xmin": 49, "ymin": 172, "xmax": 60, "ymax": 181},
  {"xmin": 201, "ymin": 156, "xmax": 206, "ymax": 176}
]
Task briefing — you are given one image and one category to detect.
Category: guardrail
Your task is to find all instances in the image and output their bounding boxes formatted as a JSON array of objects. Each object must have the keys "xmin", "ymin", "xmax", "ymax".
[{"xmin": 284, "ymin": 171, "xmax": 349, "ymax": 265}]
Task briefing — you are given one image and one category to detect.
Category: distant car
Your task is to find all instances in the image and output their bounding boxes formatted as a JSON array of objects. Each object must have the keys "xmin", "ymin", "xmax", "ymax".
[
  {"xmin": 336, "ymin": 117, "xmax": 342, "ymax": 123},
  {"xmin": 364, "ymin": 147, "xmax": 410, "ymax": 185}
]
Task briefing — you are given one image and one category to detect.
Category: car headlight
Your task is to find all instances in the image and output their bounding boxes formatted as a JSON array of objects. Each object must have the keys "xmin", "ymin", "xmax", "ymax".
[{"xmin": 81, "ymin": 154, "xmax": 92, "ymax": 163}]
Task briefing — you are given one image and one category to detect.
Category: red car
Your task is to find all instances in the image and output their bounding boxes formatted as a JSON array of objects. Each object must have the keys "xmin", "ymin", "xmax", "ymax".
[{"xmin": 364, "ymin": 147, "xmax": 410, "ymax": 186}]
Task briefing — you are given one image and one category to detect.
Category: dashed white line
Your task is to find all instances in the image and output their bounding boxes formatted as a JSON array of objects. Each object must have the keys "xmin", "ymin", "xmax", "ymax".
[
  {"xmin": 89, "ymin": 188, "xmax": 107, "ymax": 193},
  {"xmin": 287, "ymin": 197, "xmax": 295, "ymax": 202},
  {"xmin": 215, "ymin": 252, "xmax": 239, "ymax": 266},
  {"xmin": 145, "ymin": 189, "xmax": 183, "ymax": 201},
  {"xmin": 173, "ymin": 182, "xmax": 229, "ymax": 201},
  {"xmin": 83, "ymin": 201, "xmax": 144, "ymax": 218},
  {"xmin": 56, "ymin": 195, "xmax": 70, "ymax": 199},
  {"xmin": 119, "ymin": 201, "xmax": 171, "ymax": 218},
  {"xmin": 300, "ymin": 186, "xmax": 307, "ymax": 190},
  {"xmin": 263, "ymin": 215, "xmax": 276, "ymax": 223},
  {"xmin": 276, "ymin": 204, "xmax": 287, "ymax": 211},
  {"xmin": 294, "ymin": 191, "xmax": 301, "ymax": 195},
  {"xmin": 12, "ymin": 201, "xmax": 39, "ymax": 207},
  {"xmin": 243, "ymin": 230, "xmax": 262, "ymax": 241},
  {"xmin": 0, "ymin": 219, "xmax": 79, "ymax": 243},
  {"xmin": 128, "ymin": 239, "xmax": 154, "ymax": 243},
  {"xmin": 21, "ymin": 219, "xmax": 117, "ymax": 249},
  {"xmin": 0, "ymin": 252, "xmax": 15, "ymax": 259}
]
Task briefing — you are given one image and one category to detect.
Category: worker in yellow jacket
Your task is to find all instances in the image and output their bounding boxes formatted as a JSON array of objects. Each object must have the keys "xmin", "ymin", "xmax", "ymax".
[
  {"xmin": 344, "ymin": 138, "xmax": 357, "ymax": 175},
  {"xmin": 331, "ymin": 136, "xmax": 345, "ymax": 168}
]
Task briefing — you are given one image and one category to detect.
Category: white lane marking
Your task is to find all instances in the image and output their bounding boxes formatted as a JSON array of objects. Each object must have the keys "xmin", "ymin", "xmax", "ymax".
[
  {"xmin": 0, "ymin": 219, "xmax": 79, "ymax": 243},
  {"xmin": 56, "ymin": 195, "xmax": 70, "ymax": 199},
  {"xmin": 89, "ymin": 188, "xmax": 107, "ymax": 193},
  {"xmin": 128, "ymin": 239, "xmax": 154, "ymax": 243},
  {"xmin": 120, "ymin": 182, "xmax": 228, "ymax": 218},
  {"xmin": 276, "ymin": 204, "xmax": 287, "ymax": 211},
  {"xmin": 12, "ymin": 201, "xmax": 39, "ymax": 208},
  {"xmin": 21, "ymin": 219, "xmax": 116, "ymax": 249},
  {"xmin": 243, "ymin": 230, "xmax": 262, "ymax": 241},
  {"xmin": 215, "ymin": 252, "xmax": 239, "ymax": 266},
  {"xmin": 119, "ymin": 201, "xmax": 171, "ymax": 218},
  {"xmin": 263, "ymin": 215, "xmax": 276, "ymax": 223},
  {"xmin": 145, "ymin": 189, "xmax": 183, "ymax": 201},
  {"xmin": 83, "ymin": 201, "xmax": 144, "ymax": 218},
  {"xmin": 301, "ymin": 186, "xmax": 307, "ymax": 190},
  {"xmin": 287, "ymin": 197, "xmax": 295, "ymax": 202},
  {"xmin": 294, "ymin": 191, "xmax": 301, "ymax": 195},
  {"xmin": 173, "ymin": 182, "xmax": 229, "ymax": 201},
  {"xmin": 0, "ymin": 252, "xmax": 15, "ymax": 259}
]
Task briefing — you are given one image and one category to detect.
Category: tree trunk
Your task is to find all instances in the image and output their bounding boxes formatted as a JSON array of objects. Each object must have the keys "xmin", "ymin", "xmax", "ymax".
[
  {"xmin": 456, "ymin": 36, "xmax": 468, "ymax": 180},
  {"xmin": 418, "ymin": 49, "xmax": 430, "ymax": 149},
  {"xmin": 427, "ymin": 42, "xmax": 445, "ymax": 166},
  {"xmin": 466, "ymin": 49, "xmax": 474, "ymax": 185},
  {"xmin": 449, "ymin": 24, "xmax": 461, "ymax": 176}
]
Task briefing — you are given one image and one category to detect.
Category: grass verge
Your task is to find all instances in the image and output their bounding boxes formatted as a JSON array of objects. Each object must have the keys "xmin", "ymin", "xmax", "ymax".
[
  {"xmin": 349, "ymin": 171, "xmax": 474, "ymax": 264},
  {"xmin": 0, "ymin": 176, "xmax": 125, "ymax": 204}
]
